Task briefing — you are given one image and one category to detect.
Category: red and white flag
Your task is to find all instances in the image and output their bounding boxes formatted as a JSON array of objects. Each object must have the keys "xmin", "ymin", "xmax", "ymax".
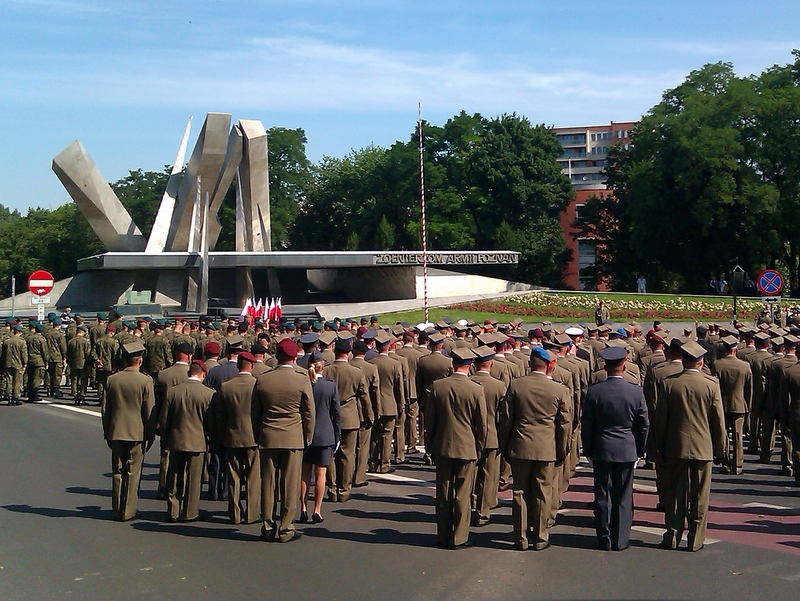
[
  {"xmin": 275, "ymin": 297, "xmax": 283, "ymax": 320},
  {"xmin": 254, "ymin": 298, "xmax": 263, "ymax": 320},
  {"xmin": 267, "ymin": 298, "xmax": 276, "ymax": 321},
  {"xmin": 240, "ymin": 298, "xmax": 253, "ymax": 323}
]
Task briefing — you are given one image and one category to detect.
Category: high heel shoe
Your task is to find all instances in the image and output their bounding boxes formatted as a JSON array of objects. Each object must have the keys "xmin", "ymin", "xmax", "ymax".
[
  {"xmin": 312, "ymin": 512, "xmax": 324, "ymax": 524},
  {"xmin": 299, "ymin": 510, "xmax": 308, "ymax": 523}
]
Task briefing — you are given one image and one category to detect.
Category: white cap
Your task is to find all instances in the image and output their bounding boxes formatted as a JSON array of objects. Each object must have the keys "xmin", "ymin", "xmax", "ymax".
[
  {"xmin": 457, "ymin": 319, "xmax": 468, "ymax": 326},
  {"xmin": 565, "ymin": 327, "xmax": 584, "ymax": 337}
]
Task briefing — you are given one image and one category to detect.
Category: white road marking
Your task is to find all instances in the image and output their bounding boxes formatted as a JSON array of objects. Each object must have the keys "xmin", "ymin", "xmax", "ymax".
[
  {"xmin": 631, "ymin": 525, "xmax": 720, "ymax": 545},
  {"xmin": 744, "ymin": 502, "xmax": 792, "ymax": 511},
  {"xmin": 35, "ymin": 399, "xmax": 100, "ymax": 418},
  {"xmin": 633, "ymin": 483, "xmax": 658, "ymax": 493},
  {"xmin": 369, "ymin": 472, "xmax": 434, "ymax": 488}
]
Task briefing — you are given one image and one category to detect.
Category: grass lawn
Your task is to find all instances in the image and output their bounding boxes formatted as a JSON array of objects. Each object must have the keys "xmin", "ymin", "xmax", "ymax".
[{"xmin": 377, "ymin": 308, "xmax": 524, "ymax": 326}]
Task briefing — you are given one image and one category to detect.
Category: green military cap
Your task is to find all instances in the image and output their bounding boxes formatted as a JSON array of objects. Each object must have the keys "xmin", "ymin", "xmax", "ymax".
[
  {"xmin": 220, "ymin": 310, "xmax": 230, "ymax": 318},
  {"xmin": 470, "ymin": 325, "xmax": 482, "ymax": 335},
  {"xmin": 476, "ymin": 333, "xmax": 495, "ymax": 347},
  {"xmin": 226, "ymin": 335, "xmax": 245, "ymax": 348},
  {"xmin": 427, "ymin": 332, "xmax": 445, "ymax": 344},
  {"xmin": 12, "ymin": 324, "xmax": 24, "ymax": 332},
  {"xmin": 771, "ymin": 336, "xmax": 785, "ymax": 347},
  {"xmin": 96, "ymin": 311, "xmax": 109, "ymax": 320},
  {"xmin": 721, "ymin": 335, "xmax": 739, "ymax": 348},
  {"xmin": 473, "ymin": 346, "xmax": 496, "ymax": 362},
  {"xmin": 390, "ymin": 324, "xmax": 405, "ymax": 337},
  {"xmin": 553, "ymin": 333, "xmax": 572, "ymax": 346},
  {"xmin": 77, "ymin": 325, "xmax": 88, "ymax": 332},
  {"xmin": 311, "ymin": 321, "xmax": 323, "ymax": 331},
  {"xmin": 435, "ymin": 320, "xmax": 450, "ymax": 329},
  {"xmin": 35, "ymin": 323, "xmax": 45, "ymax": 332},
  {"xmin": 319, "ymin": 331, "xmax": 337, "ymax": 346},
  {"xmin": 122, "ymin": 341, "xmax": 145, "ymax": 356},
  {"xmin": 451, "ymin": 347, "xmax": 476, "ymax": 363},
  {"xmin": 374, "ymin": 330, "xmax": 394, "ymax": 345},
  {"xmin": 754, "ymin": 332, "xmax": 771, "ymax": 343},
  {"xmin": 337, "ymin": 331, "xmax": 354, "ymax": 341},
  {"xmin": 679, "ymin": 340, "xmax": 707, "ymax": 360},
  {"xmin": 784, "ymin": 334, "xmax": 799, "ymax": 346}
]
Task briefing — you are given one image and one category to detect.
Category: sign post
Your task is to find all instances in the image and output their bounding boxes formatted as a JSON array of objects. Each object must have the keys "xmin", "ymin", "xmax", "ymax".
[
  {"xmin": 27, "ymin": 270, "xmax": 54, "ymax": 322},
  {"xmin": 756, "ymin": 269, "xmax": 785, "ymax": 324}
]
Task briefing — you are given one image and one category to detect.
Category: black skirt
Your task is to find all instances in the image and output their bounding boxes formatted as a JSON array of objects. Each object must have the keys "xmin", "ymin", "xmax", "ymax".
[{"xmin": 303, "ymin": 445, "xmax": 333, "ymax": 466}]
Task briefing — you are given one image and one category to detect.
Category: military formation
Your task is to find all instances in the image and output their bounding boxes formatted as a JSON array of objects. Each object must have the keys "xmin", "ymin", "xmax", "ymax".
[{"xmin": 12, "ymin": 306, "xmax": 800, "ymax": 552}]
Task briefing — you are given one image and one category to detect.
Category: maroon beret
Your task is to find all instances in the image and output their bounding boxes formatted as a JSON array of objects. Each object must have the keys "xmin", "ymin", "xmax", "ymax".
[
  {"xmin": 203, "ymin": 341, "xmax": 221, "ymax": 355},
  {"xmin": 276, "ymin": 338, "xmax": 298, "ymax": 358}
]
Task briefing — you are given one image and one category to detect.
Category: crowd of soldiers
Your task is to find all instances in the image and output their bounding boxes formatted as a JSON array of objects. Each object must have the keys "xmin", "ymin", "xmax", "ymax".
[{"xmin": 15, "ymin": 306, "xmax": 799, "ymax": 551}]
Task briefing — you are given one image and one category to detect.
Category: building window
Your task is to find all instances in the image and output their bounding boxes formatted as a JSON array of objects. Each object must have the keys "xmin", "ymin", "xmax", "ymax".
[
  {"xmin": 557, "ymin": 134, "xmax": 586, "ymax": 145},
  {"xmin": 578, "ymin": 239, "xmax": 597, "ymax": 291},
  {"xmin": 575, "ymin": 203, "xmax": 586, "ymax": 219}
]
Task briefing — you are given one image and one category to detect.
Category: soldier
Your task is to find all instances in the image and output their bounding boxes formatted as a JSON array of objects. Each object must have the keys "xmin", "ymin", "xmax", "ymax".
[
  {"xmin": 324, "ymin": 338, "xmax": 371, "ymax": 503},
  {"xmin": 144, "ymin": 323, "xmax": 173, "ymax": 379},
  {"xmin": 715, "ymin": 336, "xmax": 753, "ymax": 475},
  {"xmin": 594, "ymin": 300, "xmax": 610, "ymax": 326},
  {"xmin": 44, "ymin": 317, "xmax": 67, "ymax": 398},
  {"xmin": 500, "ymin": 347, "xmax": 570, "ymax": 551},
  {"xmin": 26, "ymin": 322, "xmax": 48, "ymax": 402},
  {"xmin": 653, "ymin": 341, "xmax": 727, "ymax": 551},
  {"xmin": 416, "ymin": 331, "xmax": 453, "ymax": 465},
  {"xmin": 101, "ymin": 342, "xmax": 155, "ymax": 521},
  {"xmin": 643, "ymin": 337, "xmax": 683, "ymax": 480},
  {"xmin": 252, "ymin": 338, "xmax": 315, "ymax": 543},
  {"xmin": 3, "ymin": 324, "xmax": 28, "ymax": 405},
  {"xmin": 154, "ymin": 342, "xmax": 193, "ymax": 500},
  {"xmin": 215, "ymin": 351, "xmax": 261, "ymax": 524},
  {"xmin": 350, "ymin": 340, "xmax": 379, "ymax": 487},
  {"xmin": 582, "ymin": 346, "xmax": 649, "ymax": 551},
  {"xmin": 249, "ymin": 342, "xmax": 272, "ymax": 377},
  {"xmin": 66, "ymin": 325, "xmax": 91, "ymax": 405},
  {"xmin": 763, "ymin": 335, "xmax": 797, "ymax": 475},
  {"xmin": 470, "ymin": 345, "xmax": 507, "ymax": 527},
  {"xmin": 395, "ymin": 331, "xmax": 423, "ymax": 455},
  {"xmin": 387, "ymin": 331, "xmax": 410, "ymax": 464},
  {"xmin": 202, "ymin": 341, "xmax": 221, "ymax": 372},
  {"xmin": 93, "ymin": 325, "xmax": 120, "ymax": 403},
  {"xmin": 426, "ymin": 347, "xmax": 487, "ymax": 549},
  {"xmin": 368, "ymin": 331, "xmax": 405, "ymax": 473},
  {"xmin": 159, "ymin": 360, "xmax": 214, "ymax": 522},
  {"xmin": 745, "ymin": 332, "xmax": 773, "ymax": 455}
]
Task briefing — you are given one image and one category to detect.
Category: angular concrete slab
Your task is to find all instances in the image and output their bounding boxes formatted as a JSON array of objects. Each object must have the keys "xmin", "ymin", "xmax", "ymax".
[
  {"xmin": 52, "ymin": 141, "xmax": 146, "ymax": 252},
  {"xmin": 207, "ymin": 124, "xmax": 243, "ymax": 250},
  {"xmin": 166, "ymin": 113, "xmax": 231, "ymax": 251},
  {"xmin": 239, "ymin": 119, "xmax": 271, "ymax": 251}
]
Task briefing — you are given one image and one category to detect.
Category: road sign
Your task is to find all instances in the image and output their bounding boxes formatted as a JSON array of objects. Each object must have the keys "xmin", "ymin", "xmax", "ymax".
[
  {"xmin": 37, "ymin": 304, "xmax": 45, "ymax": 321},
  {"xmin": 28, "ymin": 270, "xmax": 54, "ymax": 297},
  {"xmin": 30, "ymin": 296, "xmax": 50, "ymax": 305},
  {"xmin": 762, "ymin": 296, "xmax": 781, "ymax": 304},
  {"xmin": 756, "ymin": 269, "xmax": 784, "ymax": 296}
]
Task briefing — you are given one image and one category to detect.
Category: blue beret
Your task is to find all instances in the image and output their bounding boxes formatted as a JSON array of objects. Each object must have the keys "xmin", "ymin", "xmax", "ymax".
[
  {"xmin": 530, "ymin": 346, "xmax": 551, "ymax": 363},
  {"xmin": 299, "ymin": 332, "xmax": 319, "ymax": 344}
]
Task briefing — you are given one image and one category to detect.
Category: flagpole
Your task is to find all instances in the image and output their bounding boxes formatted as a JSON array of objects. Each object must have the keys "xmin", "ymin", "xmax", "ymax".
[{"xmin": 418, "ymin": 102, "xmax": 429, "ymax": 324}]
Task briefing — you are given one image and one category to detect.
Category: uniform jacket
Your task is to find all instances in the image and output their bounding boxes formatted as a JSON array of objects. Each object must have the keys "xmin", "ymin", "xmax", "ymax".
[
  {"xmin": 67, "ymin": 336, "xmax": 91, "ymax": 370},
  {"xmin": 252, "ymin": 365, "xmax": 315, "ymax": 449},
  {"xmin": 581, "ymin": 377, "xmax": 649, "ymax": 463},
  {"xmin": 425, "ymin": 373, "xmax": 487, "ymax": 460},
  {"xmin": 216, "ymin": 373, "xmax": 258, "ymax": 448},
  {"xmin": 310, "ymin": 377, "xmax": 341, "ymax": 448},
  {"xmin": 156, "ymin": 362, "xmax": 189, "ymax": 409},
  {"xmin": 653, "ymin": 370, "xmax": 727, "ymax": 461},
  {"xmin": 102, "ymin": 367, "xmax": 155, "ymax": 442},
  {"xmin": 499, "ymin": 372, "xmax": 571, "ymax": 463},
  {"xmin": 745, "ymin": 349, "xmax": 773, "ymax": 412},
  {"xmin": 144, "ymin": 334, "xmax": 173, "ymax": 373},
  {"xmin": 368, "ymin": 354, "xmax": 405, "ymax": 418},
  {"xmin": 395, "ymin": 344, "xmax": 423, "ymax": 399},
  {"xmin": 43, "ymin": 328, "xmax": 66, "ymax": 363},
  {"xmin": 3, "ymin": 335, "xmax": 27, "ymax": 369},
  {"xmin": 416, "ymin": 351, "xmax": 453, "ymax": 405},
  {"xmin": 159, "ymin": 379, "xmax": 215, "ymax": 452},
  {"xmin": 470, "ymin": 370, "xmax": 507, "ymax": 450},
  {"xmin": 324, "ymin": 360, "xmax": 372, "ymax": 430},
  {"xmin": 26, "ymin": 333, "xmax": 48, "ymax": 367},
  {"xmin": 715, "ymin": 355, "xmax": 753, "ymax": 414},
  {"xmin": 350, "ymin": 356, "xmax": 380, "ymax": 423}
]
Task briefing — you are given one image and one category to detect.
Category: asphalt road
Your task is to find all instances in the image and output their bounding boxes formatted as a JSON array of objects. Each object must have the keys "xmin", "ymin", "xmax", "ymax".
[{"xmin": 2, "ymin": 399, "xmax": 800, "ymax": 601}]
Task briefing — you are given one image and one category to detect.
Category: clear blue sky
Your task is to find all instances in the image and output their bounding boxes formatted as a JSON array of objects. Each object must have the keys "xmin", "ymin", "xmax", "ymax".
[{"xmin": 1, "ymin": 0, "xmax": 798, "ymax": 212}]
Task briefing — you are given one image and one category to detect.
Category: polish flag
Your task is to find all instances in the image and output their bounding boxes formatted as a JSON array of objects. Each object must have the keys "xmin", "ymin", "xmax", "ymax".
[
  {"xmin": 240, "ymin": 298, "xmax": 253, "ymax": 323},
  {"xmin": 254, "ymin": 298, "xmax": 263, "ymax": 320},
  {"xmin": 267, "ymin": 298, "xmax": 276, "ymax": 321},
  {"xmin": 275, "ymin": 297, "xmax": 283, "ymax": 320}
]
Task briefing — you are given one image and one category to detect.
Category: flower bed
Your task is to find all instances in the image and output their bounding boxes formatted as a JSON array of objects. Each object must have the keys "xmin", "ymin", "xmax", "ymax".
[{"xmin": 448, "ymin": 292, "xmax": 765, "ymax": 321}]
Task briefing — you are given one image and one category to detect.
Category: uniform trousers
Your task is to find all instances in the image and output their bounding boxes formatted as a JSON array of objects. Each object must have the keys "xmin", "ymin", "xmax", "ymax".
[
  {"xmin": 208, "ymin": 450, "xmax": 228, "ymax": 500},
  {"xmin": 790, "ymin": 423, "xmax": 800, "ymax": 486},
  {"xmin": 47, "ymin": 361, "xmax": 63, "ymax": 395},
  {"xmin": 724, "ymin": 413, "xmax": 746, "ymax": 472},
  {"xmin": 353, "ymin": 426, "xmax": 372, "ymax": 486},
  {"xmin": 26, "ymin": 364, "xmax": 45, "ymax": 400},
  {"xmin": 394, "ymin": 409, "xmax": 405, "ymax": 463},
  {"xmin": 511, "ymin": 459, "xmax": 555, "ymax": 550},
  {"xmin": 5, "ymin": 367, "xmax": 23, "ymax": 400},
  {"xmin": 747, "ymin": 403, "xmax": 762, "ymax": 453},
  {"xmin": 227, "ymin": 447, "xmax": 261, "ymax": 524},
  {"xmin": 157, "ymin": 438, "xmax": 170, "ymax": 498},
  {"xmin": 405, "ymin": 399, "xmax": 419, "ymax": 449},
  {"xmin": 327, "ymin": 428, "xmax": 358, "ymax": 500},
  {"xmin": 592, "ymin": 460, "xmax": 635, "ymax": 550},
  {"xmin": 473, "ymin": 448, "xmax": 500, "ymax": 524},
  {"xmin": 434, "ymin": 457, "xmax": 477, "ymax": 547},
  {"xmin": 95, "ymin": 370, "xmax": 112, "ymax": 403},
  {"xmin": 166, "ymin": 450, "xmax": 204, "ymax": 521},
  {"xmin": 370, "ymin": 416, "xmax": 395, "ymax": 473},
  {"xmin": 760, "ymin": 412, "xmax": 779, "ymax": 460},
  {"xmin": 569, "ymin": 426, "xmax": 582, "ymax": 477},
  {"xmin": 260, "ymin": 448, "xmax": 302, "ymax": 542},
  {"xmin": 110, "ymin": 440, "xmax": 144, "ymax": 521},
  {"xmin": 549, "ymin": 458, "xmax": 571, "ymax": 524},
  {"xmin": 661, "ymin": 458, "xmax": 711, "ymax": 551},
  {"xmin": 70, "ymin": 367, "xmax": 88, "ymax": 398}
]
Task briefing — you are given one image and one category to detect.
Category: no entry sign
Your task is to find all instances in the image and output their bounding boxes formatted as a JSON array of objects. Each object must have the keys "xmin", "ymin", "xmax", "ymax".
[
  {"xmin": 756, "ymin": 269, "xmax": 784, "ymax": 296},
  {"xmin": 28, "ymin": 270, "xmax": 55, "ymax": 296}
]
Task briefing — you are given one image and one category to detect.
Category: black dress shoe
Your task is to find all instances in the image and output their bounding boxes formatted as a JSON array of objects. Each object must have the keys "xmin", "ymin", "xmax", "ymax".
[
  {"xmin": 382, "ymin": 467, "xmax": 396, "ymax": 474},
  {"xmin": 597, "ymin": 540, "xmax": 611, "ymax": 551},
  {"xmin": 312, "ymin": 512, "xmax": 324, "ymax": 524},
  {"xmin": 533, "ymin": 541, "xmax": 551, "ymax": 551},
  {"xmin": 285, "ymin": 531, "xmax": 303, "ymax": 542},
  {"xmin": 612, "ymin": 544, "xmax": 630, "ymax": 551},
  {"xmin": 353, "ymin": 482, "xmax": 369, "ymax": 488},
  {"xmin": 299, "ymin": 511, "xmax": 308, "ymax": 523},
  {"xmin": 453, "ymin": 540, "xmax": 474, "ymax": 550}
]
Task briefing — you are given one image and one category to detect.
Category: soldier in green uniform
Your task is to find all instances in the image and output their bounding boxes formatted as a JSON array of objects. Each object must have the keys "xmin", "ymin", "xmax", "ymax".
[
  {"xmin": 144, "ymin": 324, "xmax": 173, "ymax": 378},
  {"xmin": 94, "ymin": 324, "xmax": 120, "ymax": 402},
  {"xmin": 4, "ymin": 325, "xmax": 28, "ymax": 405},
  {"xmin": 26, "ymin": 322, "xmax": 49, "ymax": 402},
  {"xmin": 0, "ymin": 318, "xmax": 12, "ymax": 402},
  {"xmin": 67, "ymin": 325, "xmax": 92, "ymax": 405},
  {"xmin": 43, "ymin": 317, "xmax": 67, "ymax": 398}
]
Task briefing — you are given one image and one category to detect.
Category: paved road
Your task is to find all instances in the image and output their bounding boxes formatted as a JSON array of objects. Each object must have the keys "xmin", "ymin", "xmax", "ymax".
[{"xmin": 2, "ymin": 399, "xmax": 800, "ymax": 600}]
